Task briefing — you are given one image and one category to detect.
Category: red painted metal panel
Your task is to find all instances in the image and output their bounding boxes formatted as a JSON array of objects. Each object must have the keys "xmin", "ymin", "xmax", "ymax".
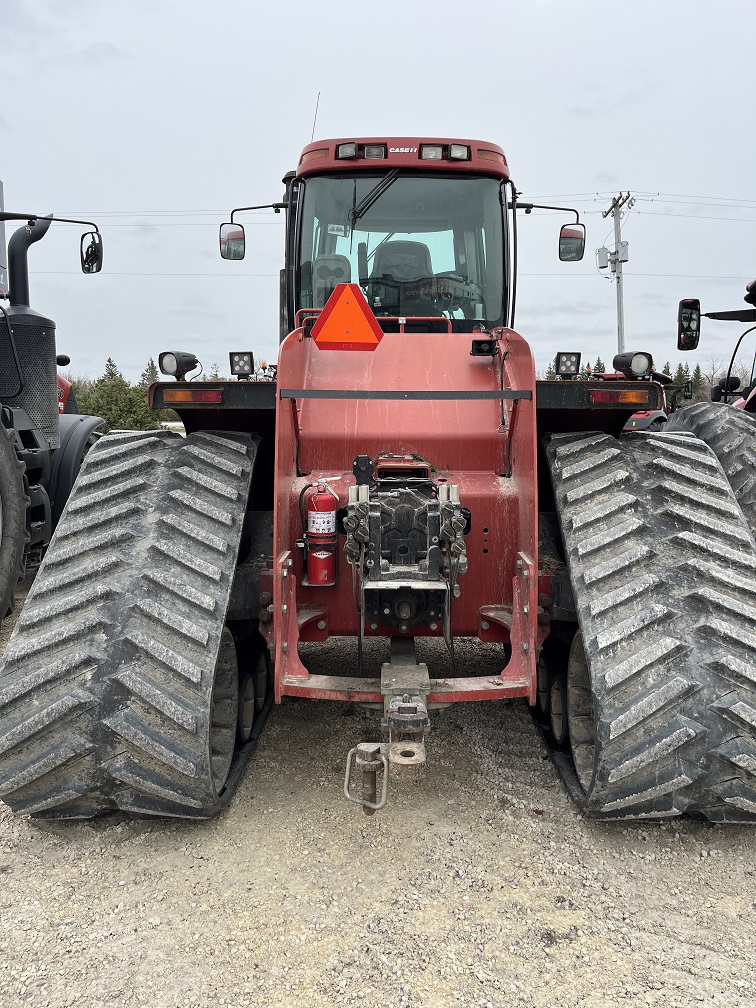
[
  {"xmin": 272, "ymin": 323, "xmax": 539, "ymax": 704},
  {"xmin": 297, "ymin": 138, "xmax": 509, "ymax": 181}
]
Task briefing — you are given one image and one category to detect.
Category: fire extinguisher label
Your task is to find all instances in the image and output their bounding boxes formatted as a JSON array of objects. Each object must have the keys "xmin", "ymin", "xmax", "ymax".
[
  {"xmin": 311, "ymin": 551, "xmax": 331, "ymax": 559},
  {"xmin": 308, "ymin": 513, "xmax": 336, "ymax": 533}
]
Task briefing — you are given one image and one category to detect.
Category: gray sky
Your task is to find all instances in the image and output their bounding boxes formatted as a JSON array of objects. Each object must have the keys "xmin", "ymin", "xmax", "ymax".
[{"xmin": 2, "ymin": 0, "xmax": 755, "ymax": 382}]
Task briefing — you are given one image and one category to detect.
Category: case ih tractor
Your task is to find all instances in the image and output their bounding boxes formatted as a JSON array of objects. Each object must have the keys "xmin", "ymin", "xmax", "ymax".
[
  {"xmin": 0, "ymin": 206, "xmax": 104, "ymax": 623},
  {"xmin": 0, "ymin": 138, "xmax": 754, "ymax": 824}
]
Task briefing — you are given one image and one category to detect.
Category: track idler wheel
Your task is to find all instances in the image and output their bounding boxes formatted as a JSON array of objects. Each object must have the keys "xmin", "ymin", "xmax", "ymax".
[
  {"xmin": 236, "ymin": 646, "xmax": 270, "ymax": 745},
  {"xmin": 211, "ymin": 628, "xmax": 239, "ymax": 791},
  {"xmin": 549, "ymin": 674, "xmax": 569, "ymax": 747}
]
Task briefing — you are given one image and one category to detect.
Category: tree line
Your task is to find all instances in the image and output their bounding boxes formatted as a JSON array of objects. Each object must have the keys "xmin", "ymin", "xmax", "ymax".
[
  {"xmin": 542, "ymin": 356, "xmax": 712, "ymax": 402},
  {"xmin": 64, "ymin": 358, "xmax": 275, "ymax": 431},
  {"xmin": 67, "ymin": 358, "xmax": 172, "ymax": 432}
]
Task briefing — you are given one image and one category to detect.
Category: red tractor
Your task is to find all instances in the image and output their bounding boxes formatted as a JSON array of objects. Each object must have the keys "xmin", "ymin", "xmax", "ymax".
[
  {"xmin": 0, "ymin": 205, "xmax": 104, "ymax": 623},
  {"xmin": 0, "ymin": 138, "xmax": 754, "ymax": 824}
]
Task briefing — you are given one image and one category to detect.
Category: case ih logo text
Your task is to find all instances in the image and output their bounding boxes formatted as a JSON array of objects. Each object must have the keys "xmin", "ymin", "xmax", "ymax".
[{"xmin": 389, "ymin": 147, "xmax": 418, "ymax": 153}]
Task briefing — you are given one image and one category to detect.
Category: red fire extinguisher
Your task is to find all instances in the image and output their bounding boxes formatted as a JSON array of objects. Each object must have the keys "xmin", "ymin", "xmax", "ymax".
[{"xmin": 306, "ymin": 485, "xmax": 339, "ymax": 585}]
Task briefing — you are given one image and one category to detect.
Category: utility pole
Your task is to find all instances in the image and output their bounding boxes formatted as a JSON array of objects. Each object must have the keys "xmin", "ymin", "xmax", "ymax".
[{"xmin": 599, "ymin": 192, "xmax": 634, "ymax": 354}]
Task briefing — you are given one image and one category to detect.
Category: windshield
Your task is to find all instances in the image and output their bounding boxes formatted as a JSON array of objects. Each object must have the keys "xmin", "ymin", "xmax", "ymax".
[{"xmin": 297, "ymin": 174, "xmax": 506, "ymax": 329}]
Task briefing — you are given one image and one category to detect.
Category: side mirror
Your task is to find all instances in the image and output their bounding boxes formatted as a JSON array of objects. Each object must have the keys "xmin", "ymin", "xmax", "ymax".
[
  {"xmin": 677, "ymin": 298, "xmax": 700, "ymax": 350},
  {"xmin": 558, "ymin": 224, "xmax": 585, "ymax": 262},
  {"xmin": 80, "ymin": 231, "xmax": 103, "ymax": 274},
  {"xmin": 683, "ymin": 378, "xmax": 693, "ymax": 400},
  {"xmin": 220, "ymin": 222, "xmax": 245, "ymax": 260}
]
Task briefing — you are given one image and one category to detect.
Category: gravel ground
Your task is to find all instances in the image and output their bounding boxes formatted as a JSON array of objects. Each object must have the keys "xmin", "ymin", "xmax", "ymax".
[{"xmin": 0, "ymin": 606, "xmax": 754, "ymax": 1008}]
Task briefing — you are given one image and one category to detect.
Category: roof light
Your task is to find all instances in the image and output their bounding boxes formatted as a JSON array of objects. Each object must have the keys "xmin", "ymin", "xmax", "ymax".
[
  {"xmin": 420, "ymin": 145, "xmax": 443, "ymax": 160},
  {"xmin": 555, "ymin": 352, "xmax": 581, "ymax": 379},
  {"xmin": 363, "ymin": 144, "xmax": 386, "ymax": 159},
  {"xmin": 478, "ymin": 149, "xmax": 505, "ymax": 164},
  {"xmin": 450, "ymin": 144, "xmax": 470, "ymax": 161},
  {"xmin": 300, "ymin": 148, "xmax": 329, "ymax": 163},
  {"xmin": 230, "ymin": 351, "xmax": 254, "ymax": 379},
  {"xmin": 159, "ymin": 351, "xmax": 199, "ymax": 381},
  {"xmin": 336, "ymin": 142, "xmax": 358, "ymax": 159}
]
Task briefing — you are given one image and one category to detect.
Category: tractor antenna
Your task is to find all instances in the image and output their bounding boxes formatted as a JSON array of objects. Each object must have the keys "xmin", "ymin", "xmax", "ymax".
[{"xmin": 310, "ymin": 92, "xmax": 321, "ymax": 142}]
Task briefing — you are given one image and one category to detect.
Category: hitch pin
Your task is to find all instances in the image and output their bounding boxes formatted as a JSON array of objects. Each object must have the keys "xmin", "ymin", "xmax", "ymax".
[{"xmin": 344, "ymin": 743, "xmax": 389, "ymax": 815}]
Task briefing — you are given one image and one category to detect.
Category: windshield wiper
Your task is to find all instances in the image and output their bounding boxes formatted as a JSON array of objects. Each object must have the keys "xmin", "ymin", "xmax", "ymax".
[{"xmin": 349, "ymin": 169, "xmax": 400, "ymax": 227}]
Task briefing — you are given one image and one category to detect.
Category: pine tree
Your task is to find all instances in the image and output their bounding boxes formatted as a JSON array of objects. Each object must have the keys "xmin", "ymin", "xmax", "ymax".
[
  {"xmin": 672, "ymin": 363, "xmax": 687, "ymax": 386},
  {"xmin": 139, "ymin": 357, "xmax": 159, "ymax": 386},
  {"xmin": 102, "ymin": 357, "xmax": 122, "ymax": 381},
  {"xmin": 662, "ymin": 361, "xmax": 672, "ymax": 376},
  {"xmin": 593, "ymin": 356, "xmax": 606, "ymax": 375},
  {"xmin": 206, "ymin": 363, "xmax": 222, "ymax": 381},
  {"xmin": 692, "ymin": 363, "xmax": 706, "ymax": 401},
  {"xmin": 544, "ymin": 357, "xmax": 558, "ymax": 380}
]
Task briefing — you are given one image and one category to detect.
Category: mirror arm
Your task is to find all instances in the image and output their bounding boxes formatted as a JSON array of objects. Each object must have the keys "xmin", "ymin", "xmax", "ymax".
[
  {"xmin": 0, "ymin": 212, "xmax": 99, "ymax": 232},
  {"xmin": 230, "ymin": 202, "xmax": 288, "ymax": 223},
  {"xmin": 511, "ymin": 202, "xmax": 580, "ymax": 223}
]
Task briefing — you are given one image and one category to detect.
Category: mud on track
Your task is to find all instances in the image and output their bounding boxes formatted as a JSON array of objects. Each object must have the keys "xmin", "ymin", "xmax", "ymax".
[{"xmin": 0, "ymin": 627, "xmax": 754, "ymax": 1008}]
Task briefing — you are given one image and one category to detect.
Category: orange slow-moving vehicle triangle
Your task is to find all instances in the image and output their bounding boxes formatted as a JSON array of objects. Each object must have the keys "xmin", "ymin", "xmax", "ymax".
[{"xmin": 311, "ymin": 284, "xmax": 384, "ymax": 351}]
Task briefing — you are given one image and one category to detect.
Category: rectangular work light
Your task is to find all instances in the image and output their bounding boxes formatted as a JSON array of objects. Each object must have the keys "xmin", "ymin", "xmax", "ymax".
[
  {"xmin": 363, "ymin": 144, "xmax": 386, "ymax": 159},
  {"xmin": 420, "ymin": 145, "xmax": 443, "ymax": 160},
  {"xmin": 449, "ymin": 144, "xmax": 470, "ymax": 160},
  {"xmin": 556, "ymin": 352, "xmax": 581, "ymax": 379},
  {"xmin": 230, "ymin": 351, "xmax": 255, "ymax": 379},
  {"xmin": 337, "ymin": 142, "xmax": 358, "ymax": 159}
]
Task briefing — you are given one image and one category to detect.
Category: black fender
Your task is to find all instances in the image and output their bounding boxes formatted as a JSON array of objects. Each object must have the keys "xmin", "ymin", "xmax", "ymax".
[{"xmin": 48, "ymin": 413, "xmax": 104, "ymax": 528}]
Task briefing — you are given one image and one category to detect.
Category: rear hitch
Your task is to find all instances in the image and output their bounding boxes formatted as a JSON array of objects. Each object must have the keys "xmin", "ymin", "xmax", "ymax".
[
  {"xmin": 343, "ymin": 638, "xmax": 431, "ymax": 814},
  {"xmin": 344, "ymin": 743, "xmax": 389, "ymax": 814}
]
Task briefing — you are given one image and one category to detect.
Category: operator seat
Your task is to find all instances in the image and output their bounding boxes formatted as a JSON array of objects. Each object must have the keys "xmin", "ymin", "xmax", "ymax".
[{"xmin": 369, "ymin": 240, "xmax": 438, "ymax": 317}]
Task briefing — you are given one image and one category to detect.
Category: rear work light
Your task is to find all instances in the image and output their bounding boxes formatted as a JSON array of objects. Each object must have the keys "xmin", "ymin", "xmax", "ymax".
[
  {"xmin": 556, "ymin": 352, "xmax": 581, "ymax": 378},
  {"xmin": 162, "ymin": 388, "xmax": 224, "ymax": 404},
  {"xmin": 420, "ymin": 145, "xmax": 443, "ymax": 160},
  {"xmin": 230, "ymin": 351, "xmax": 254, "ymax": 378},
  {"xmin": 363, "ymin": 144, "xmax": 386, "ymax": 159},
  {"xmin": 449, "ymin": 144, "xmax": 470, "ymax": 160},
  {"xmin": 336, "ymin": 142, "xmax": 358, "ymax": 159},
  {"xmin": 589, "ymin": 389, "xmax": 650, "ymax": 405}
]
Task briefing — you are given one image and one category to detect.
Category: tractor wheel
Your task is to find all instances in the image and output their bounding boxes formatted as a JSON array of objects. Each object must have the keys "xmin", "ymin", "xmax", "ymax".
[
  {"xmin": 0, "ymin": 422, "xmax": 28, "ymax": 622},
  {"xmin": 546, "ymin": 430, "xmax": 756, "ymax": 822},
  {"xmin": 0, "ymin": 429, "xmax": 262, "ymax": 819},
  {"xmin": 665, "ymin": 402, "xmax": 756, "ymax": 535}
]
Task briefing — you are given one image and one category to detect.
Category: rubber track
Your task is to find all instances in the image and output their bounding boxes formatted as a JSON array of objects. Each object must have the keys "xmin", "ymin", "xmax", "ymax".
[
  {"xmin": 546, "ymin": 430, "xmax": 756, "ymax": 822},
  {"xmin": 0, "ymin": 421, "xmax": 28, "ymax": 621},
  {"xmin": 665, "ymin": 402, "xmax": 756, "ymax": 535},
  {"xmin": 0, "ymin": 429, "xmax": 258, "ymax": 819}
]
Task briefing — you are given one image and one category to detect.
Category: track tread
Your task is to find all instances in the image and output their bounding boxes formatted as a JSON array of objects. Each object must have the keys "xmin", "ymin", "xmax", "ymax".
[
  {"xmin": 0, "ymin": 429, "xmax": 258, "ymax": 819},
  {"xmin": 546, "ymin": 430, "xmax": 756, "ymax": 822},
  {"xmin": 665, "ymin": 402, "xmax": 756, "ymax": 534}
]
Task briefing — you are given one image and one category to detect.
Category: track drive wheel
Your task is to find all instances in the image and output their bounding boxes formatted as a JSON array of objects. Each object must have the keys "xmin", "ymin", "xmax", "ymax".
[
  {"xmin": 0, "ymin": 429, "xmax": 263, "ymax": 819},
  {"xmin": 546, "ymin": 430, "xmax": 756, "ymax": 822}
]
